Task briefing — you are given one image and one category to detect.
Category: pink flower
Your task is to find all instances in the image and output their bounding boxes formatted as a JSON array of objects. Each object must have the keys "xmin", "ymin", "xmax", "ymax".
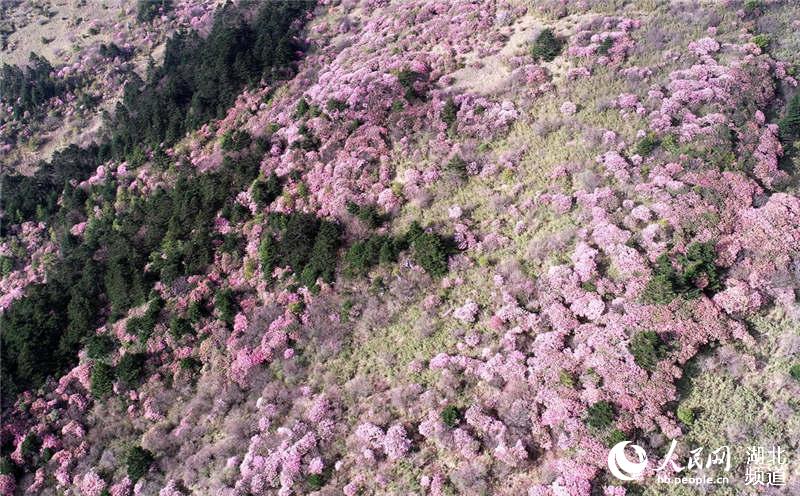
[
  {"xmin": 560, "ymin": 101, "xmax": 577, "ymax": 116},
  {"xmin": 453, "ymin": 299, "xmax": 479, "ymax": 323}
]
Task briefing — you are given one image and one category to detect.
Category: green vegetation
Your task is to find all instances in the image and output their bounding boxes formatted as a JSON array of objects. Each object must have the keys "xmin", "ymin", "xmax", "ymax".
[
  {"xmin": 0, "ymin": 53, "xmax": 78, "ymax": 120},
  {"xmin": 116, "ymin": 353, "xmax": 147, "ymax": 387},
  {"xmin": 635, "ymin": 133, "xmax": 660, "ymax": 156},
  {"xmin": 85, "ymin": 335, "xmax": 117, "ymax": 360},
  {"xmin": 90, "ymin": 362, "xmax": 115, "ymax": 399},
  {"xmin": 220, "ymin": 129, "xmax": 253, "ymax": 152},
  {"xmin": 441, "ymin": 97, "xmax": 459, "ymax": 134},
  {"xmin": 109, "ymin": 1, "xmax": 313, "ymax": 160},
  {"xmin": 530, "ymin": 28, "xmax": 564, "ymax": 62},
  {"xmin": 676, "ymin": 404, "xmax": 696, "ymax": 426},
  {"xmin": 586, "ymin": 401, "xmax": 615, "ymax": 429},
  {"xmin": 441, "ymin": 405, "xmax": 461, "ymax": 427},
  {"xmin": 215, "ymin": 288, "xmax": 237, "ymax": 326},
  {"xmin": 629, "ymin": 331, "xmax": 669, "ymax": 371},
  {"xmin": 789, "ymin": 363, "xmax": 800, "ymax": 381},
  {"xmin": 642, "ymin": 242, "xmax": 723, "ymax": 304},
  {"xmin": 346, "ymin": 201, "xmax": 385, "ymax": 229},
  {"xmin": 136, "ymin": 0, "xmax": 172, "ymax": 22},
  {"xmin": 407, "ymin": 222, "xmax": 450, "ymax": 277},
  {"xmin": 751, "ymin": 34, "xmax": 770, "ymax": 51},
  {"xmin": 126, "ymin": 446, "xmax": 154, "ymax": 481}
]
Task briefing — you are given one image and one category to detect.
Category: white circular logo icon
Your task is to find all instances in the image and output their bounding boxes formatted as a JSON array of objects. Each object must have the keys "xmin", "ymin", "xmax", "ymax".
[{"xmin": 607, "ymin": 441, "xmax": 648, "ymax": 481}]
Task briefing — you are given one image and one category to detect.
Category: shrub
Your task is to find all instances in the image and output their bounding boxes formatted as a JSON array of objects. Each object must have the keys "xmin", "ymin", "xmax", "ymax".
[
  {"xmin": 326, "ymin": 98, "xmax": 347, "ymax": 112},
  {"xmin": 635, "ymin": 133, "xmax": 660, "ymax": 156},
  {"xmin": 90, "ymin": 362, "xmax": 115, "ymax": 399},
  {"xmin": 252, "ymin": 173, "xmax": 282, "ymax": 207},
  {"xmin": 586, "ymin": 401, "xmax": 615, "ymax": 429},
  {"xmin": 116, "ymin": 353, "xmax": 146, "ymax": 387},
  {"xmin": 85, "ymin": 334, "xmax": 117, "ymax": 360},
  {"xmin": 299, "ymin": 222, "xmax": 341, "ymax": 288},
  {"xmin": 294, "ymin": 98, "xmax": 310, "ymax": 118},
  {"xmin": 597, "ymin": 36, "xmax": 614, "ymax": 56},
  {"xmin": 442, "ymin": 97, "xmax": 458, "ymax": 133},
  {"xmin": 137, "ymin": 0, "xmax": 172, "ymax": 22},
  {"xmin": 220, "ymin": 130, "xmax": 252, "ymax": 152},
  {"xmin": 215, "ymin": 289, "xmax": 237, "ymax": 326},
  {"xmin": 789, "ymin": 363, "xmax": 800, "ymax": 381},
  {"xmin": 169, "ymin": 316, "xmax": 193, "ymax": 339},
  {"xmin": 606, "ymin": 429, "xmax": 627, "ymax": 446},
  {"xmin": 751, "ymin": 34, "xmax": 770, "ymax": 51},
  {"xmin": 126, "ymin": 446, "xmax": 154, "ymax": 481},
  {"xmin": 530, "ymin": 28, "xmax": 564, "ymax": 62},
  {"xmin": 345, "ymin": 235, "xmax": 401, "ymax": 276},
  {"xmin": 676, "ymin": 404, "xmax": 695, "ymax": 426},
  {"xmin": 642, "ymin": 243, "xmax": 722, "ymax": 303},
  {"xmin": 408, "ymin": 223, "xmax": 449, "ymax": 277},
  {"xmin": 346, "ymin": 202, "xmax": 384, "ymax": 228},
  {"xmin": 779, "ymin": 92, "xmax": 800, "ymax": 143},
  {"xmin": 629, "ymin": 331, "xmax": 668, "ymax": 371},
  {"xmin": 19, "ymin": 434, "xmax": 41, "ymax": 463},
  {"xmin": 441, "ymin": 405, "xmax": 461, "ymax": 427},
  {"xmin": 179, "ymin": 357, "xmax": 202, "ymax": 372},
  {"xmin": 307, "ymin": 473, "xmax": 326, "ymax": 490}
]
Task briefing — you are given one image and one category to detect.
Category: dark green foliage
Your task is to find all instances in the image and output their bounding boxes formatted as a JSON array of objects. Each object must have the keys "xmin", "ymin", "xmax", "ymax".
[
  {"xmin": 0, "ymin": 53, "xmax": 76, "ymax": 119},
  {"xmin": 186, "ymin": 300, "xmax": 206, "ymax": 323},
  {"xmin": 307, "ymin": 473, "xmax": 326, "ymax": 490},
  {"xmin": 530, "ymin": 28, "xmax": 564, "ymax": 62},
  {"xmin": 293, "ymin": 123, "xmax": 321, "ymax": 151},
  {"xmin": 445, "ymin": 155, "xmax": 468, "ymax": 179},
  {"xmin": 440, "ymin": 405, "xmax": 461, "ymax": 427},
  {"xmin": 116, "ymin": 353, "xmax": 146, "ymax": 387},
  {"xmin": 751, "ymin": 34, "xmax": 770, "ymax": 50},
  {"xmin": 109, "ymin": 1, "xmax": 313, "ymax": 158},
  {"xmin": 299, "ymin": 222, "xmax": 341, "ymax": 288},
  {"xmin": 85, "ymin": 334, "xmax": 117, "ymax": 360},
  {"xmin": 90, "ymin": 362, "xmax": 115, "ymax": 399},
  {"xmin": 215, "ymin": 288, "xmax": 237, "ymax": 326},
  {"xmin": 790, "ymin": 363, "xmax": 800, "ymax": 381},
  {"xmin": 126, "ymin": 446, "xmax": 154, "ymax": 481},
  {"xmin": 261, "ymin": 213, "xmax": 342, "ymax": 289},
  {"xmin": 344, "ymin": 235, "xmax": 403, "ymax": 276},
  {"xmin": 99, "ymin": 42, "xmax": 132, "ymax": 60},
  {"xmin": 586, "ymin": 401, "xmax": 615, "ymax": 429},
  {"xmin": 252, "ymin": 173, "xmax": 282, "ymax": 207},
  {"xmin": 396, "ymin": 69, "xmax": 424, "ymax": 100},
  {"xmin": 295, "ymin": 98, "xmax": 310, "ymax": 118},
  {"xmin": 606, "ymin": 429, "xmax": 627, "ymax": 447},
  {"xmin": 441, "ymin": 97, "xmax": 459, "ymax": 133},
  {"xmin": 0, "ymin": 3, "xmax": 312, "ymax": 409},
  {"xmin": 259, "ymin": 235, "xmax": 277, "ymax": 279},
  {"xmin": 169, "ymin": 316, "xmax": 193, "ymax": 339},
  {"xmin": 19, "ymin": 433, "xmax": 41, "ymax": 463},
  {"xmin": 629, "ymin": 331, "xmax": 669, "ymax": 371},
  {"xmin": 220, "ymin": 130, "xmax": 252, "ymax": 152},
  {"xmin": 635, "ymin": 133, "xmax": 660, "ymax": 156},
  {"xmin": 779, "ymin": 92, "xmax": 800, "ymax": 143},
  {"xmin": 597, "ymin": 37, "xmax": 614, "ymax": 56},
  {"xmin": 128, "ymin": 298, "xmax": 163, "ymax": 344},
  {"xmin": 408, "ymin": 222, "xmax": 450, "ymax": 277},
  {"xmin": 179, "ymin": 357, "xmax": 202, "ymax": 372},
  {"xmin": 346, "ymin": 201, "xmax": 385, "ymax": 228},
  {"xmin": 137, "ymin": 0, "xmax": 172, "ymax": 23},
  {"xmin": 326, "ymin": 98, "xmax": 347, "ymax": 112},
  {"xmin": 642, "ymin": 242, "xmax": 723, "ymax": 304},
  {"xmin": 1, "ymin": 145, "xmax": 100, "ymax": 233}
]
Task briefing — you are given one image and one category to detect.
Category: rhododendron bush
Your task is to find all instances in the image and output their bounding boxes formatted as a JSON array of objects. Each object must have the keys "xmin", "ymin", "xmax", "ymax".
[{"xmin": 1, "ymin": 0, "xmax": 799, "ymax": 495}]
